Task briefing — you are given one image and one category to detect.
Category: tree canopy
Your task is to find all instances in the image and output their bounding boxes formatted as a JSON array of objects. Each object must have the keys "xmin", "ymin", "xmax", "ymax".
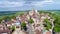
[
  {"xmin": 29, "ymin": 18, "xmax": 34, "ymax": 24},
  {"xmin": 44, "ymin": 18, "xmax": 52, "ymax": 30},
  {"xmin": 21, "ymin": 22, "xmax": 26, "ymax": 28}
]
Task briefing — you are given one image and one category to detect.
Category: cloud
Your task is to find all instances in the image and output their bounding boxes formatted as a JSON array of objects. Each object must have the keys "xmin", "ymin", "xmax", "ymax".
[
  {"xmin": 0, "ymin": 1, "xmax": 25, "ymax": 7},
  {"xmin": 18, "ymin": 0, "xmax": 53, "ymax": 8},
  {"xmin": 0, "ymin": 0, "xmax": 60, "ymax": 11},
  {"xmin": 30, "ymin": 0, "xmax": 54, "ymax": 7},
  {"xmin": 0, "ymin": 0, "xmax": 53, "ymax": 8}
]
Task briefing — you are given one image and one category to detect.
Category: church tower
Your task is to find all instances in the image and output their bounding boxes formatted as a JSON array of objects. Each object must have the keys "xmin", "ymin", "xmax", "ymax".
[{"xmin": 29, "ymin": 8, "xmax": 38, "ymax": 16}]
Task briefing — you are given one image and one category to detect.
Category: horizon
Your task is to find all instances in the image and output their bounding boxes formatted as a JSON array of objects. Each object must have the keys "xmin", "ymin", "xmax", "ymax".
[
  {"xmin": 0, "ymin": 0, "xmax": 60, "ymax": 11},
  {"xmin": 0, "ymin": 10, "xmax": 60, "ymax": 11}
]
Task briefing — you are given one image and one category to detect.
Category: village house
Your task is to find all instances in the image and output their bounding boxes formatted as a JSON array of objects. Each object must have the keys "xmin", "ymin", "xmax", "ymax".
[
  {"xmin": 0, "ymin": 9, "xmax": 54, "ymax": 34},
  {"xmin": 0, "ymin": 24, "xmax": 12, "ymax": 34},
  {"xmin": 28, "ymin": 9, "xmax": 53, "ymax": 34}
]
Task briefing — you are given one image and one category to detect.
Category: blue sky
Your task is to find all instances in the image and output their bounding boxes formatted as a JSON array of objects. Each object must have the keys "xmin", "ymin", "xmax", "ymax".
[{"xmin": 0, "ymin": 0, "xmax": 60, "ymax": 11}]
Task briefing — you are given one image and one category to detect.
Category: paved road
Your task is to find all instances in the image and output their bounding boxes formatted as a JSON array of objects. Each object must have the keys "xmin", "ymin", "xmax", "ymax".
[{"xmin": 27, "ymin": 23, "xmax": 34, "ymax": 34}]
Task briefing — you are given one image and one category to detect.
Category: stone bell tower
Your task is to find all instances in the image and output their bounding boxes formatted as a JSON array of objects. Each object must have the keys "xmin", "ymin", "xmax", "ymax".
[{"xmin": 29, "ymin": 8, "xmax": 38, "ymax": 15}]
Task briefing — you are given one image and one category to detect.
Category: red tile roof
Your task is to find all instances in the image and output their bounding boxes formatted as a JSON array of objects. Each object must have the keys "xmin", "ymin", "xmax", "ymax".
[
  {"xmin": 34, "ymin": 29, "xmax": 42, "ymax": 34},
  {"xmin": 46, "ymin": 31, "xmax": 51, "ymax": 34}
]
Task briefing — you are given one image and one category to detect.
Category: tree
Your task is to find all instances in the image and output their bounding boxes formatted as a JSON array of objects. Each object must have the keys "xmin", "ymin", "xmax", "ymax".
[
  {"xmin": 0, "ymin": 18, "xmax": 2, "ymax": 23},
  {"xmin": 50, "ymin": 12, "xmax": 60, "ymax": 33},
  {"xmin": 2, "ymin": 16, "xmax": 11, "ymax": 21},
  {"xmin": 54, "ymin": 26, "xmax": 60, "ymax": 32},
  {"xmin": 21, "ymin": 22, "xmax": 26, "ymax": 27},
  {"xmin": 9, "ymin": 26, "xmax": 15, "ymax": 32},
  {"xmin": 20, "ymin": 13, "xmax": 24, "ymax": 16},
  {"xmin": 15, "ymin": 12, "xmax": 24, "ymax": 16},
  {"xmin": 9, "ymin": 15, "xmax": 16, "ymax": 19},
  {"xmin": 21, "ymin": 22, "xmax": 27, "ymax": 31},
  {"xmin": 29, "ymin": 18, "xmax": 34, "ymax": 24},
  {"xmin": 44, "ymin": 18, "xmax": 52, "ymax": 30},
  {"xmin": 53, "ymin": 17, "xmax": 60, "ymax": 32}
]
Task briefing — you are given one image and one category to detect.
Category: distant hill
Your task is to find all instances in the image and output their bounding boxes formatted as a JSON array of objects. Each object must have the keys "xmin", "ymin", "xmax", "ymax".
[{"xmin": 0, "ymin": 10, "xmax": 60, "ymax": 16}]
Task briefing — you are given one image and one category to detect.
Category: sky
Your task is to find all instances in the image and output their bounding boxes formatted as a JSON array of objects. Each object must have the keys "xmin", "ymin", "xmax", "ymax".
[{"xmin": 0, "ymin": 0, "xmax": 60, "ymax": 11}]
